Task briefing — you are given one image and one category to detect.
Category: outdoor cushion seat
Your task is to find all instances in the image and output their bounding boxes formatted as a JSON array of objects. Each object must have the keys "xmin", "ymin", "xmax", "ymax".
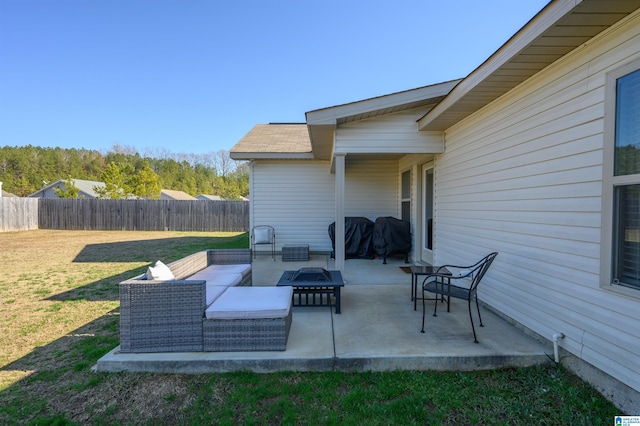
[
  {"xmin": 206, "ymin": 264, "xmax": 252, "ymax": 279},
  {"xmin": 205, "ymin": 286, "xmax": 293, "ymax": 320},
  {"xmin": 187, "ymin": 269, "xmax": 242, "ymax": 287},
  {"xmin": 203, "ymin": 286, "xmax": 293, "ymax": 351},
  {"xmin": 119, "ymin": 249, "xmax": 254, "ymax": 353},
  {"xmin": 205, "ymin": 285, "xmax": 228, "ymax": 306}
]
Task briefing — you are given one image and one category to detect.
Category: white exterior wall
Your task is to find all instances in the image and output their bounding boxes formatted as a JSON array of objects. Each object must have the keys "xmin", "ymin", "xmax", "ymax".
[
  {"xmin": 433, "ymin": 11, "xmax": 640, "ymax": 392},
  {"xmin": 251, "ymin": 159, "xmax": 398, "ymax": 252},
  {"xmin": 336, "ymin": 109, "xmax": 444, "ymax": 155},
  {"xmin": 344, "ymin": 159, "xmax": 398, "ymax": 220},
  {"xmin": 251, "ymin": 160, "xmax": 335, "ymax": 252}
]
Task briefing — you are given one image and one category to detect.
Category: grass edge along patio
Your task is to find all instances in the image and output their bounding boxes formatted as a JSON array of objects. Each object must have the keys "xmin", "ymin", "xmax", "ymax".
[{"xmin": 0, "ymin": 230, "xmax": 622, "ymax": 424}]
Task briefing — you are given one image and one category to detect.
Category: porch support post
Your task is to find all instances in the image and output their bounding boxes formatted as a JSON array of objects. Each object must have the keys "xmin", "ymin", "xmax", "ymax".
[{"xmin": 334, "ymin": 153, "xmax": 346, "ymax": 274}]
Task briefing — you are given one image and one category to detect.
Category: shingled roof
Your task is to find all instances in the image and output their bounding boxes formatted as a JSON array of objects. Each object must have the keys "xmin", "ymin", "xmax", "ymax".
[
  {"xmin": 160, "ymin": 189, "xmax": 197, "ymax": 200},
  {"xmin": 230, "ymin": 123, "xmax": 313, "ymax": 160}
]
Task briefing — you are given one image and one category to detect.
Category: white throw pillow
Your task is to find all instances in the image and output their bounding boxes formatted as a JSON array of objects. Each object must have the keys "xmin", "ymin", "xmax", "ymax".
[
  {"xmin": 254, "ymin": 227, "xmax": 272, "ymax": 244},
  {"xmin": 146, "ymin": 260, "xmax": 176, "ymax": 281}
]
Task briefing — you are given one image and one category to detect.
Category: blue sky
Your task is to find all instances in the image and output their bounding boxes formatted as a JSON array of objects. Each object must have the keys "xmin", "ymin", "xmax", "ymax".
[{"xmin": 0, "ymin": 0, "xmax": 549, "ymax": 156}]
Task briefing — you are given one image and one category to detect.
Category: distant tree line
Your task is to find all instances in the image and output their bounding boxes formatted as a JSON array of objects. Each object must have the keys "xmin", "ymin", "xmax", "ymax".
[{"xmin": 0, "ymin": 144, "xmax": 249, "ymax": 199}]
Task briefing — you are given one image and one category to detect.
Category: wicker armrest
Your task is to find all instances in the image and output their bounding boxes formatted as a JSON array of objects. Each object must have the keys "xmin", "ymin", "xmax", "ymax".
[
  {"xmin": 119, "ymin": 279, "xmax": 206, "ymax": 353},
  {"xmin": 208, "ymin": 249, "xmax": 252, "ymax": 265},
  {"xmin": 119, "ymin": 248, "xmax": 253, "ymax": 353},
  {"xmin": 168, "ymin": 250, "xmax": 209, "ymax": 280}
]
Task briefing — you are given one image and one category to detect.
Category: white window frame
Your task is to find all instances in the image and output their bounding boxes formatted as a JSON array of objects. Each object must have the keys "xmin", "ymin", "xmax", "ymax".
[{"xmin": 601, "ymin": 57, "xmax": 640, "ymax": 296}]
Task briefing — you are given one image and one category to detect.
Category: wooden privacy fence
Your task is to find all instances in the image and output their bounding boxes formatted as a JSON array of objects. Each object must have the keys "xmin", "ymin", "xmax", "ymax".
[
  {"xmin": 1, "ymin": 198, "xmax": 249, "ymax": 232},
  {"xmin": 0, "ymin": 197, "xmax": 39, "ymax": 231}
]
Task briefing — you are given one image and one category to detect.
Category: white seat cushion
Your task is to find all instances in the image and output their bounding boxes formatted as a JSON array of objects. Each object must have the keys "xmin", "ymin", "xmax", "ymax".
[
  {"xmin": 205, "ymin": 286, "xmax": 293, "ymax": 320},
  {"xmin": 205, "ymin": 285, "xmax": 228, "ymax": 306},
  {"xmin": 187, "ymin": 269, "xmax": 242, "ymax": 287},
  {"xmin": 207, "ymin": 264, "xmax": 251, "ymax": 279}
]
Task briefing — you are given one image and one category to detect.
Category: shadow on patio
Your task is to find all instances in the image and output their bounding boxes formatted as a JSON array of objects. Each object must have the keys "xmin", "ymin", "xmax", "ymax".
[{"xmin": 95, "ymin": 253, "xmax": 552, "ymax": 373}]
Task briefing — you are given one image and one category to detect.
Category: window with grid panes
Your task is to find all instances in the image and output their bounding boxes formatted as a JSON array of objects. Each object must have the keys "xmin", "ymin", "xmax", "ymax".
[
  {"xmin": 612, "ymin": 68, "xmax": 640, "ymax": 289},
  {"xmin": 401, "ymin": 170, "xmax": 411, "ymax": 222}
]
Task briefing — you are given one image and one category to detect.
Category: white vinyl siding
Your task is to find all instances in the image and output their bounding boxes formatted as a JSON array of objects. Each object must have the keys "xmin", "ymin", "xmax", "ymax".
[
  {"xmin": 252, "ymin": 161, "xmax": 335, "ymax": 252},
  {"xmin": 433, "ymin": 10, "xmax": 640, "ymax": 391},
  {"xmin": 252, "ymin": 160, "xmax": 398, "ymax": 252},
  {"xmin": 344, "ymin": 159, "xmax": 398, "ymax": 219},
  {"xmin": 335, "ymin": 109, "xmax": 444, "ymax": 155}
]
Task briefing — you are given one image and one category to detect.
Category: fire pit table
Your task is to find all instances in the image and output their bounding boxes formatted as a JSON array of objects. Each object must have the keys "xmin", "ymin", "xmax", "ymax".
[{"xmin": 277, "ymin": 267, "xmax": 344, "ymax": 314}]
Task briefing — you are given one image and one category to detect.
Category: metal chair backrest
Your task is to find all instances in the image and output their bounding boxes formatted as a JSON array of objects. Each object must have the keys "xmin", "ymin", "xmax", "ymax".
[{"xmin": 467, "ymin": 252, "xmax": 498, "ymax": 294}]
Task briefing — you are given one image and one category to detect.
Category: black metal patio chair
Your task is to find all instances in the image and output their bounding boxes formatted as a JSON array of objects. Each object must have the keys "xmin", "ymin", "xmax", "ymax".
[
  {"xmin": 251, "ymin": 225, "xmax": 275, "ymax": 260},
  {"xmin": 420, "ymin": 252, "xmax": 498, "ymax": 343}
]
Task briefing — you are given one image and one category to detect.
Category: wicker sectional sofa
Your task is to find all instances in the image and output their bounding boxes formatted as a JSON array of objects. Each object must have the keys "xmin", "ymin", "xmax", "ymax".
[{"xmin": 119, "ymin": 249, "xmax": 293, "ymax": 353}]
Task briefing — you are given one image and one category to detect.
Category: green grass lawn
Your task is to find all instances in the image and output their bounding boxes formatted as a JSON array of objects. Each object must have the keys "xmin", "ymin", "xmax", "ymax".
[{"xmin": 0, "ymin": 230, "xmax": 621, "ymax": 425}]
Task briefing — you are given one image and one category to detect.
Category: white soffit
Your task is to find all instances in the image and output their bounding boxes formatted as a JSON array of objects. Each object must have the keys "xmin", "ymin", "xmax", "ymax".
[{"xmin": 306, "ymin": 80, "xmax": 460, "ymax": 160}]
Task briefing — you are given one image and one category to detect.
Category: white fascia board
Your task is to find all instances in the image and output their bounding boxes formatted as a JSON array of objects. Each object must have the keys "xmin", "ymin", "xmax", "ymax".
[
  {"xmin": 418, "ymin": 0, "xmax": 578, "ymax": 130},
  {"xmin": 229, "ymin": 152, "xmax": 315, "ymax": 160},
  {"xmin": 307, "ymin": 81, "xmax": 461, "ymax": 125}
]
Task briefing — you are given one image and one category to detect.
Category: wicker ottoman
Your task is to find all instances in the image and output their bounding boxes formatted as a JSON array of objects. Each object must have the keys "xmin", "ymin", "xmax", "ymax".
[
  {"xmin": 203, "ymin": 286, "xmax": 293, "ymax": 351},
  {"xmin": 282, "ymin": 244, "xmax": 309, "ymax": 261}
]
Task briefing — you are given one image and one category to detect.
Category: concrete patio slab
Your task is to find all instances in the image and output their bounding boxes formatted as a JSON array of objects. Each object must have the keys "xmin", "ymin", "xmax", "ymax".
[
  {"xmin": 95, "ymin": 307, "xmax": 336, "ymax": 374},
  {"xmin": 332, "ymin": 285, "xmax": 549, "ymax": 372},
  {"xmin": 94, "ymin": 254, "xmax": 552, "ymax": 374}
]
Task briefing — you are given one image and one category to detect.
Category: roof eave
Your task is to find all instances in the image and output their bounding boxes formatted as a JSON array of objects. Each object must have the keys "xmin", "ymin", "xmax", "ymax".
[
  {"xmin": 230, "ymin": 152, "xmax": 315, "ymax": 161},
  {"xmin": 418, "ymin": 0, "xmax": 640, "ymax": 131},
  {"xmin": 306, "ymin": 80, "xmax": 461, "ymax": 160},
  {"xmin": 306, "ymin": 80, "xmax": 461, "ymax": 125}
]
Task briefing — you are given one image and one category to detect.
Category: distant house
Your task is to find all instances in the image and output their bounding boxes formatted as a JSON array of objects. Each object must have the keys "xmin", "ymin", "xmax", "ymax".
[
  {"xmin": 197, "ymin": 194, "xmax": 249, "ymax": 201},
  {"xmin": 27, "ymin": 181, "xmax": 199, "ymax": 200},
  {"xmin": 28, "ymin": 179, "xmax": 106, "ymax": 199},
  {"xmin": 197, "ymin": 194, "xmax": 224, "ymax": 201},
  {"xmin": 0, "ymin": 181, "xmax": 16, "ymax": 198},
  {"xmin": 160, "ymin": 189, "xmax": 197, "ymax": 200}
]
